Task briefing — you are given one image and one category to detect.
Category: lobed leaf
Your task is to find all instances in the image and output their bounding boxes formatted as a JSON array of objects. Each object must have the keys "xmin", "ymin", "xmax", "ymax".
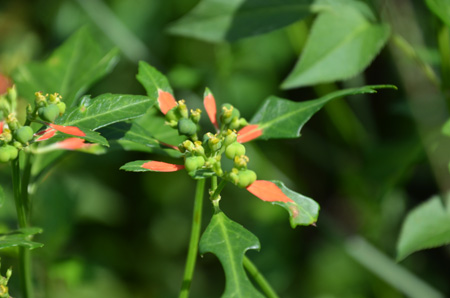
[
  {"xmin": 242, "ymin": 85, "xmax": 396, "ymax": 141},
  {"xmin": 397, "ymin": 195, "xmax": 450, "ymax": 261},
  {"xmin": 0, "ymin": 227, "xmax": 44, "ymax": 250},
  {"xmin": 282, "ymin": 2, "xmax": 390, "ymax": 88},
  {"xmin": 57, "ymin": 93, "xmax": 156, "ymax": 131},
  {"xmin": 167, "ymin": 0, "xmax": 312, "ymax": 42},
  {"xmin": 199, "ymin": 211, "xmax": 264, "ymax": 298},
  {"xmin": 13, "ymin": 27, "xmax": 119, "ymax": 107}
]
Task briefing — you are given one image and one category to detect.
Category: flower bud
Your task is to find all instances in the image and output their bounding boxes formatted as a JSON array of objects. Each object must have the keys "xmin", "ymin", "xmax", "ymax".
[
  {"xmin": 185, "ymin": 155, "xmax": 205, "ymax": 173},
  {"xmin": 178, "ymin": 118, "xmax": 197, "ymax": 136},
  {"xmin": 38, "ymin": 104, "xmax": 60, "ymax": 122},
  {"xmin": 190, "ymin": 109, "xmax": 201, "ymax": 123},
  {"xmin": 6, "ymin": 85, "xmax": 17, "ymax": 103},
  {"xmin": 57, "ymin": 102, "xmax": 66, "ymax": 116},
  {"xmin": 237, "ymin": 169, "xmax": 257, "ymax": 188},
  {"xmin": 49, "ymin": 93, "xmax": 62, "ymax": 104},
  {"xmin": 225, "ymin": 141, "xmax": 246, "ymax": 159},
  {"xmin": 177, "ymin": 100, "xmax": 189, "ymax": 119},
  {"xmin": 6, "ymin": 114, "xmax": 19, "ymax": 131},
  {"xmin": 234, "ymin": 155, "xmax": 249, "ymax": 169},
  {"xmin": 14, "ymin": 126, "xmax": 34, "ymax": 144},
  {"xmin": 223, "ymin": 129, "xmax": 237, "ymax": 146},
  {"xmin": 35, "ymin": 91, "xmax": 47, "ymax": 107}
]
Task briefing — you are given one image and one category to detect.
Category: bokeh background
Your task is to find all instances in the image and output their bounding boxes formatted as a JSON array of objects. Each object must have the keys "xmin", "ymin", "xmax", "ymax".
[{"xmin": 0, "ymin": 0, "xmax": 449, "ymax": 297}]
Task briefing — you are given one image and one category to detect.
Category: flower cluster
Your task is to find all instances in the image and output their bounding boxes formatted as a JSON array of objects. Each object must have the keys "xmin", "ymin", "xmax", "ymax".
[
  {"xmin": 0, "ymin": 86, "xmax": 91, "ymax": 162},
  {"xmin": 125, "ymin": 88, "xmax": 294, "ymax": 204}
]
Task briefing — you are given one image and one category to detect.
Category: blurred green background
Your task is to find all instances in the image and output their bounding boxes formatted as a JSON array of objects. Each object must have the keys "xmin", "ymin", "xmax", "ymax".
[{"xmin": 0, "ymin": 0, "xmax": 449, "ymax": 297}]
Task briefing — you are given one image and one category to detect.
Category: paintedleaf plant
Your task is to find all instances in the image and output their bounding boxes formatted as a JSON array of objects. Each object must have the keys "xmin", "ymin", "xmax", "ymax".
[
  {"xmin": 121, "ymin": 61, "xmax": 395, "ymax": 297},
  {"xmin": 0, "ymin": 29, "xmax": 156, "ymax": 298}
]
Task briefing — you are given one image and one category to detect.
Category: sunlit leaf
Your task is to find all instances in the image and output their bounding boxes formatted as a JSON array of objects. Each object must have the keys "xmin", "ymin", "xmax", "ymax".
[
  {"xmin": 426, "ymin": 0, "xmax": 450, "ymax": 27},
  {"xmin": 168, "ymin": 0, "xmax": 312, "ymax": 42},
  {"xmin": 0, "ymin": 227, "xmax": 44, "ymax": 250},
  {"xmin": 397, "ymin": 195, "xmax": 450, "ymax": 261},
  {"xmin": 136, "ymin": 61, "xmax": 173, "ymax": 103},
  {"xmin": 199, "ymin": 211, "xmax": 264, "ymax": 298},
  {"xmin": 248, "ymin": 180, "xmax": 319, "ymax": 227},
  {"xmin": 57, "ymin": 93, "xmax": 156, "ymax": 130},
  {"xmin": 13, "ymin": 27, "xmax": 119, "ymax": 106},
  {"xmin": 242, "ymin": 85, "xmax": 395, "ymax": 140},
  {"xmin": 281, "ymin": 2, "xmax": 390, "ymax": 88}
]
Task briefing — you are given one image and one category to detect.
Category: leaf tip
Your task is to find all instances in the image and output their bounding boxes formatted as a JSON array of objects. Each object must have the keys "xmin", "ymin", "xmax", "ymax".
[
  {"xmin": 157, "ymin": 89, "xmax": 177, "ymax": 115},
  {"xmin": 237, "ymin": 124, "xmax": 263, "ymax": 143}
]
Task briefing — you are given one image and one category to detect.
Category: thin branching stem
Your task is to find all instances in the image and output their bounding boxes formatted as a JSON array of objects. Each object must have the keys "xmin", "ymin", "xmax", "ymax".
[{"xmin": 179, "ymin": 178, "xmax": 205, "ymax": 298}]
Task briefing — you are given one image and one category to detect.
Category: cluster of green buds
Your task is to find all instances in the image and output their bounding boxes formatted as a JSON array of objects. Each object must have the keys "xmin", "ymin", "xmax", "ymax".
[
  {"xmin": 0, "ymin": 89, "xmax": 68, "ymax": 163},
  {"xmin": 165, "ymin": 98, "xmax": 256, "ymax": 188},
  {"xmin": 0, "ymin": 261, "xmax": 12, "ymax": 298},
  {"xmin": 28, "ymin": 92, "xmax": 65, "ymax": 123}
]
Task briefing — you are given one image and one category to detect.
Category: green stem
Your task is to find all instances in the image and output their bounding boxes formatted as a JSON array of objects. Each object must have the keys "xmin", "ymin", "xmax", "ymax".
[
  {"xmin": 11, "ymin": 158, "xmax": 34, "ymax": 298},
  {"xmin": 243, "ymin": 256, "xmax": 280, "ymax": 298},
  {"xmin": 179, "ymin": 179, "xmax": 205, "ymax": 298}
]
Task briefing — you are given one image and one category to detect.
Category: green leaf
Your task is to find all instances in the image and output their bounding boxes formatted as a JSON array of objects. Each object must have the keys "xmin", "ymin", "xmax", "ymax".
[
  {"xmin": 271, "ymin": 180, "xmax": 319, "ymax": 227},
  {"xmin": 120, "ymin": 160, "xmax": 155, "ymax": 172},
  {"xmin": 101, "ymin": 122, "xmax": 182, "ymax": 158},
  {"xmin": 136, "ymin": 61, "xmax": 173, "ymax": 99},
  {"xmin": 397, "ymin": 195, "xmax": 450, "ymax": 261},
  {"xmin": 250, "ymin": 85, "xmax": 396, "ymax": 140},
  {"xmin": 167, "ymin": 0, "xmax": 313, "ymax": 42},
  {"xmin": 281, "ymin": 2, "xmax": 390, "ymax": 88},
  {"xmin": 426, "ymin": 0, "xmax": 450, "ymax": 27},
  {"xmin": 0, "ymin": 227, "xmax": 44, "ymax": 250},
  {"xmin": 57, "ymin": 93, "xmax": 156, "ymax": 130},
  {"xmin": 199, "ymin": 211, "xmax": 264, "ymax": 298},
  {"xmin": 13, "ymin": 27, "xmax": 119, "ymax": 107}
]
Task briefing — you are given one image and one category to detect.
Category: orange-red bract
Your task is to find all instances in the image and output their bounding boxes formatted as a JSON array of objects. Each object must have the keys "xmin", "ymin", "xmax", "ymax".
[
  {"xmin": 35, "ymin": 128, "xmax": 56, "ymax": 141},
  {"xmin": 55, "ymin": 138, "xmax": 89, "ymax": 150},
  {"xmin": 142, "ymin": 161, "xmax": 185, "ymax": 172},
  {"xmin": 158, "ymin": 89, "xmax": 177, "ymax": 115},
  {"xmin": 49, "ymin": 124, "xmax": 85, "ymax": 137},
  {"xmin": 237, "ymin": 124, "xmax": 263, "ymax": 143},
  {"xmin": 246, "ymin": 180, "xmax": 293, "ymax": 203},
  {"xmin": 204, "ymin": 92, "xmax": 219, "ymax": 130}
]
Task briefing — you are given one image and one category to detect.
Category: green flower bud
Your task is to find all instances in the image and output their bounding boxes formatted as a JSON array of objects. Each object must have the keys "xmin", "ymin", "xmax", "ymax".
[
  {"xmin": 6, "ymin": 85, "xmax": 17, "ymax": 103},
  {"xmin": 229, "ymin": 117, "xmax": 241, "ymax": 130},
  {"xmin": 165, "ymin": 107, "xmax": 180, "ymax": 123},
  {"xmin": 234, "ymin": 155, "xmax": 249, "ymax": 169},
  {"xmin": 223, "ymin": 130, "xmax": 237, "ymax": 146},
  {"xmin": 35, "ymin": 91, "xmax": 47, "ymax": 107},
  {"xmin": 38, "ymin": 104, "xmax": 60, "ymax": 122},
  {"xmin": 220, "ymin": 104, "xmax": 240, "ymax": 125},
  {"xmin": 185, "ymin": 156, "xmax": 205, "ymax": 173},
  {"xmin": 190, "ymin": 108, "xmax": 201, "ymax": 123},
  {"xmin": 57, "ymin": 102, "xmax": 66, "ymax": 116},
  {"xmin": 207, "ymin": 134, "xmax": 222, "ymax": 152},
  {"xmin": 2, "ymin": 129, "xmax": 12, "ymax": 143},
  {"xmin": 6, "ymin": 114, "xmax": 19, "ymax": 131},
  {"xmin": 0, "ymin": 97, "xmax": 11, "ymax": 115},
  {"xmin": 177, "ymin": 100, "xmax": 189, "ymax": 118},
  {"xmin": 225, "ymin": 141, "xmax": 246, "ymax": 159},
  {"xmin": 0, "ymin": 147, "xmax": 10, "ymax": 163},
  {"xmin": 49, "ymin": 93, "xmax": 61, "ymax": 104},
  {"xmin": 178, "ymin": 118, "xmax": 197, "ymax": 136},
  {"xmin": 237, "ymin": 169, "xmax": 257, "ymax": 188},
  {"xmin": 14, "ymin": 126, "xmax": 33, "ymax": 144},
  {"xmin": 6, "ymin": 145, "xmax": 18, "ymax": 160}
]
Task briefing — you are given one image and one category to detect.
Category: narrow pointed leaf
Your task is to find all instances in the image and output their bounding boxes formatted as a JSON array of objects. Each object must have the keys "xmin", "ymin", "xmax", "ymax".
[
  {"xmin": 168, "ymin": 0, "xmax": 312, "ymax": 42},
  {"xmin": 199, "ymin": 211, "xmax": 264, "ymax": 298},
  {"xmin": 281, "ymin": 3, "xmax": 390, "ymax": 88},
  {"xmin": 397, "ymin": 195, "xmax": 450, "ymax": 261},
  {"xmin": 426, "ymin": 0, "xmax": 450, "ymax": 27},
  {"xmin": 0, "ymin": 227, "xmax": 44, "ymax": 250},
  {"xmin": 247, "ymin": 85, "xmax": 395, "ymax": 140},
  {"xmin": 120, "ymin": 160, "xmax": 184, "ymax": 172},
  {"xmin": 237, "ymin": 124, "xmax": 263, "ymax": 143},
  {"xmin": 158, "ymin": 90, "xmax": 177, "ymax": 115},
  {"xmin": 57, "ymin": 94, "xmax": 156, "ymax": 131},
  {"xmin": 136, "ymin": 61, "xmax": 173, "ymax": 103},
  {"xmin": 248, "ymin": 180, "xmax": 319, "ymax": 227},
  {"xmin": 13, "ymin": 27, "xmax": 119, "ymax": 106}
]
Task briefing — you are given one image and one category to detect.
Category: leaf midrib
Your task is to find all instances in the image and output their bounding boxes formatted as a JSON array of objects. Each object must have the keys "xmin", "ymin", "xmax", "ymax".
[{"xmin": 63, "ymin": 96, "xmax": 153, "ymax": 128}]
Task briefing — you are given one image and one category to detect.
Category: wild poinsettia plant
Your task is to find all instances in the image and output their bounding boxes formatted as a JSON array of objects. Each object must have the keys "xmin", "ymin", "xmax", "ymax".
[{"xmin": 121, "ymin": 61, "xmax": 395, "ymax": 297}]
